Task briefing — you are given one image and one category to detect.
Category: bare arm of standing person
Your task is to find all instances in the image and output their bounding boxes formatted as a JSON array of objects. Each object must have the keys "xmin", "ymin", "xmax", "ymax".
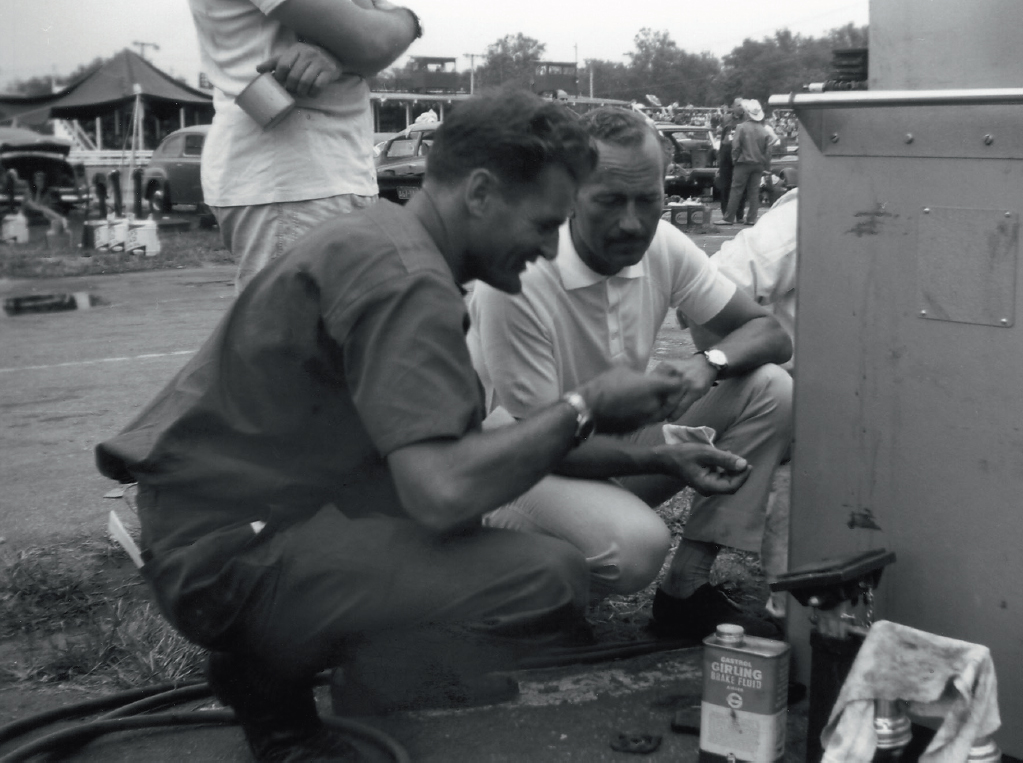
[
  {"xmin": 387, "ymin": 367, "xmax": 695, "ymax": 533},
  {"xmin": 269, "ymin": 0, "xmax": 419, "ymax": 78}
]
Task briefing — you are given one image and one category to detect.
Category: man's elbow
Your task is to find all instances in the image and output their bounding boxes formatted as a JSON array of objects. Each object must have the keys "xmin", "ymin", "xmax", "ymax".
[
  {"xmin": 400, "ymin": 481, "xmax": 476, "ymax": 533},
  {"xmin": 348, "ymin": 28, "xmax": 413, "ymax": 72}
]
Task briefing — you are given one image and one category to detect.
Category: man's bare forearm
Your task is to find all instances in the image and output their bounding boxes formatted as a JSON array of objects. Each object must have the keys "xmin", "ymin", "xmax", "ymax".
[
  {"xmin": 271, "ymin": 0, "xmax": 418, "ymax": 77},
  {"xmin": 692, "ymin": 315, "xmax": 791, "ymax": 374},
  {"xmin": 387, "ymin": 399, "xmax": 581, "ymax": 533},
  {"xmin": 553, "ymin": 435, "xmax": 666, "ymax": 480}
]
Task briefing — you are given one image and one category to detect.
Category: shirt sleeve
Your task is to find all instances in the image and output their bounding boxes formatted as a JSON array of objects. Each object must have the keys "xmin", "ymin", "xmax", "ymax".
[
  {"xmin": 660, "ymin": 224, "xmax": 736, "ymax": 325},
  {"xmin": 713, "ymin": 200, "xmax": 798, "ymax": 307},
  {"xmin": 331, "ymin": 271, "xmax": 483, "ymax": 456},
  {"xmin": 469, "ymin": 282, "xmax": 560, "ymax": 420}
]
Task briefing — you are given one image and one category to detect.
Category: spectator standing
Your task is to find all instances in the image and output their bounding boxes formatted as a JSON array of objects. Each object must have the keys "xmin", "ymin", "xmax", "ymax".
[
  {"xmin": 189, "ymin": 0, "xmax": 422, "ymax": 293},
  {"xmin": 715, "ymin": 98, "xmax": 745, "ymax": 222},
  {"xmin": 718, "ymin": 99, "xmax": 773, "ymax": 226}
]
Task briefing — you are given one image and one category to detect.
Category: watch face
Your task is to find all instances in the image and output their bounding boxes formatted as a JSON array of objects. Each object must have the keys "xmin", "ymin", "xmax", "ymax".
[{"xmin": 706, "ymin": 349, "xmax": 728, "ymax": 368}]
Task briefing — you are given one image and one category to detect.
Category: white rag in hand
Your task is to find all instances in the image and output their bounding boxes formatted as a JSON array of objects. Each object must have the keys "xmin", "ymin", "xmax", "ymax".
[{"xmin": 821, "ymin": 619, "xmax": 1000, "ymax": 763}]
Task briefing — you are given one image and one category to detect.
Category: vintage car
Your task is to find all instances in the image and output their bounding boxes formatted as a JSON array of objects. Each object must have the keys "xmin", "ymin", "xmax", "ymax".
[
  {"xmin": 143, "ymin": 124, "xmax": 208, "ymax": 213},
  {"xmin": 657, "ymin": 123, "xmax": 719, "ymax": 200},
  {"xmin": 0, "ymin": 127, "xmax": 85, "ymax": 213},
  {"xmin": 374, "ymin": 121, "xmax": 436, "ymax": 204}
]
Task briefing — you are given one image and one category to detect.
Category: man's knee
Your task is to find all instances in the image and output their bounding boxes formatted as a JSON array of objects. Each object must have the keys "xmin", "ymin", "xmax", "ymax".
[
  {"xmin": 744, "ymin": 363, "xmax": 793, "ymax": 423},
  {"xmin": 603, "ymin": 520, "xmax": 672, "ymax": 595},
  {"xmin": 512, "ymin": 533, "xmax": 590, "ymax": 610}
]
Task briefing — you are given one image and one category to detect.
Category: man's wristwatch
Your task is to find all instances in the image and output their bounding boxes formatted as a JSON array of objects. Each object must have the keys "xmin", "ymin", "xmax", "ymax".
[
  {"xmin": 561, "ymin": 391, "xmax": 595, "ymax": 447},
  {"xmin": 701, "ymin": 348, "xmax": 729, "ymax": 376}
]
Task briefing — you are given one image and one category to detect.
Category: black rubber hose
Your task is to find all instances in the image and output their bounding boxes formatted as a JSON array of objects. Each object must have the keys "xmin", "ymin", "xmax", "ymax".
[
  {"xmin": 0, "ymin": 640, "xmax": 682, "ymax": 761},
  {"xmin": 0, "ymin": 711, "xmax": 236, "ymax": 763},
  {"xmin": 98, "ymin": 683, "xmax": 213, "ymax": 720},
  {"xmin": 0, "ymin": 679, "xmax": 204, "ymax": 745},
  {"xmin": 0, "ymin": 708, "xmax": 411, "ymax": 763},
  {"xmin": 518, "ymin": 638, "xmax": 699, "ymax": 669}
]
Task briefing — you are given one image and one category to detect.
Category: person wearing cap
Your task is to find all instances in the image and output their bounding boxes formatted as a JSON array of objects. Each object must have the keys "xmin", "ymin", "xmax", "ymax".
[
  {"xmin": 189, "ymin": 0, "xmax": 423, "ymax": 294},
  {"xmin": 718, "ymin": 99, "xmax": 773, "ymax": 226}
]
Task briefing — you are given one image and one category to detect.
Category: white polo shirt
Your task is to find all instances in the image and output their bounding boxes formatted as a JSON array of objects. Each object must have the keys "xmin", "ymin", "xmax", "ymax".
[
  {"xmin": 468, "ymin": 220, "xmax": 736, "ymax": 418},
  {"xmin": 189, "ymin": 0, "xmax": 377, "ymax": 206}
]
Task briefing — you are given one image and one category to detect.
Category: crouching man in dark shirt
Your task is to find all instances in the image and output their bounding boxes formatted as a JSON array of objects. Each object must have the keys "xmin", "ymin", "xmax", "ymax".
[{"xmin": 96, "ymin": 89, "xmax": 750, "ymax": 762}]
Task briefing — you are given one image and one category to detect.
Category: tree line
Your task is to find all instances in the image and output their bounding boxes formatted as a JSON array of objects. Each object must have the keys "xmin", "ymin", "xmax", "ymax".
[
  {"xmin": 8, "ymin": 22, "xmax": 867, "ymax": 113},
  {"xmin": 381, "ymin": 23, "xmax": 867, "ymax": 110}
]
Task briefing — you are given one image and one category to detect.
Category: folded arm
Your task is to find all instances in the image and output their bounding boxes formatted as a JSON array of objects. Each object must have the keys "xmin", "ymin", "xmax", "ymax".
[{"xmin": 269, "ymin": 0, "xmax": 418, "ymax": 77}]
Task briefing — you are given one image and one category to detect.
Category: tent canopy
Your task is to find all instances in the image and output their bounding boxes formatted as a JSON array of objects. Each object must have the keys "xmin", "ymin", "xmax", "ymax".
[
  {"xmin": 47, "ymin": 49, "xmax": 212, "ymax": 119},
  {"xmin": 0, "ymin": 49, "xmax": 212, "ymax": 123}
]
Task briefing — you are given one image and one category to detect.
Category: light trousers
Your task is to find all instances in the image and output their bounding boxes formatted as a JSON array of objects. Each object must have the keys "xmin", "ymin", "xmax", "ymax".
[
  {"xmin": 484, "ymin": 364, "xmax": 793, "ymax": 597},
  {"xmin": 213, "ymin": 193, "xmax": 376, "ymax": 295}
]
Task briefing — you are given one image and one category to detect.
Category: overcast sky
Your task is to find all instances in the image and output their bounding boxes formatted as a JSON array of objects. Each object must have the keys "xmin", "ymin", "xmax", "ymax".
[{"xmin": 0, "ymin": 0, "xmax": 868, "ymax": 92}]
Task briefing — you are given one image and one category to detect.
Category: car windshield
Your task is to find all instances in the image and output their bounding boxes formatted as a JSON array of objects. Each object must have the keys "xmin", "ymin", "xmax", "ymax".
[{"xmin": 385, "ymin": 135, "xmax": 415, "ymax": 159}]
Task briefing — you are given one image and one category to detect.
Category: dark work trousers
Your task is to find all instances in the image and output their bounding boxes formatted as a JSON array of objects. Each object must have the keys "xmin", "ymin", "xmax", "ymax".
[
  {"xmin": 138, "ymin": 489, "xmax": 591, "ymax": 688},
  {"xmin": 724, "ymin": 163, "xmax": 764, "ymax": 224},
  {"xmin": 716, "ymin": 144, "xmax": 747, "ymax": 221}
]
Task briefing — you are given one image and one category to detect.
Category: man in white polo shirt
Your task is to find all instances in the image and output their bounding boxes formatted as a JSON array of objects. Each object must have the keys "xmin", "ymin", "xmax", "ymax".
[{"xmin": 468, "ymin": 107, "xmax": 793, "ymax": 639}]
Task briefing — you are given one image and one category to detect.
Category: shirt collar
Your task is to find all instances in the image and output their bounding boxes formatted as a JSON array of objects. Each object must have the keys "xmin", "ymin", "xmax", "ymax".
[{"xmin": 556, "ymin": 222, "xmax": 647, "ymax": 290}]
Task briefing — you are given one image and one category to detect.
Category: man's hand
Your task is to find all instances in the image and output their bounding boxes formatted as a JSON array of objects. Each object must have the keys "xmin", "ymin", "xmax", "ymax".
[
  {"xmin": 577, "ymin": 367, "xmax": 686, "ymax": 434},
  {"xmin": 257, "ymin": 43, "xmax": 342, "ymax": 98},
  {"xmin": 653, "ymin": 443, "xmax": 750, "ymax": 495},
  {"xmin": 653, "ymin": 356, "xmax": 718, "ymax": 419}
]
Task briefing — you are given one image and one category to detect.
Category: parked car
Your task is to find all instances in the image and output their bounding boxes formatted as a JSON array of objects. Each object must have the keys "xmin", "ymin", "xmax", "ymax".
[
  {"xmin": 143, "ymin": 124, "xmax": 208, "ymax": 213},
  {"xmin": 375, "ymin": 122, "xmax": 436, "ymax": 204},
  {"xmin": 656, "ymin": 123, "xmax": 718, "ymax": 200},
  {"xmin": 760, "ymin": 151, "xmax": 799, "ymax": 207},
  {"xmin": 0, "ymin": 127, "xmax": 85, "ymax": 214}
]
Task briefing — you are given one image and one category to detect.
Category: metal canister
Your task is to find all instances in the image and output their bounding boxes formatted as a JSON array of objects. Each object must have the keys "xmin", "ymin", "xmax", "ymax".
[
  {"xmin": 699, "ymin": 623, "xmax": 790, "ymax": 762},
  {"xmin": 967, "ymin": 735, "xmax": 1003, "ymax": 763}
]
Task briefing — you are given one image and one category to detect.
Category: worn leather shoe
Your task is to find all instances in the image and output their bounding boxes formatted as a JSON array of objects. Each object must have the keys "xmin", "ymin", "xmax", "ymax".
[
  {"xmin": 207, "ymin": 652, "xmax": 358, "ymax": 762},
  {"xmin": 648, "ymin": 584, "xmax": 784, "ymax": 641}
]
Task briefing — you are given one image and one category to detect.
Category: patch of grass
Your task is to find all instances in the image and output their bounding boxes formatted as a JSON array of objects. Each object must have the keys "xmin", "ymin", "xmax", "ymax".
[
  {"xmin": 0, "ymin": 536, "xmax": 205, "ymax": 688},
  {"xmin": 0, "ymin": 216, "xmax": 231, "ymax": 279}
]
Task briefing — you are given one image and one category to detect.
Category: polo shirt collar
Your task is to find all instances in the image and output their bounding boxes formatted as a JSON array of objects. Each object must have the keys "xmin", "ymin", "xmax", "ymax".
[{"xmin": 557, "ymin": 222, "xmax": 647, "ymax": 290}]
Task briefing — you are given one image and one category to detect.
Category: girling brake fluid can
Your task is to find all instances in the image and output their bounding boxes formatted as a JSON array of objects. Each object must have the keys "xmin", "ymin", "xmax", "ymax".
[{"xmin": 699, "ymin": 623, "xmax": 790, "ymax": 762}]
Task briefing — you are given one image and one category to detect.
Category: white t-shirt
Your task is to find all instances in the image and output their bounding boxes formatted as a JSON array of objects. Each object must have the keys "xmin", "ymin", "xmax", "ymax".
[
  {"xmin": 468, "ymin": 220, "xmax": 736, "ymax": 418},
  {"xmin": 189, "ymin": 0, "xmax": 377, "ymax": 206},
  {"xmin": 713, "ymin": 189, "xmax": 798, "ymax": 370}
]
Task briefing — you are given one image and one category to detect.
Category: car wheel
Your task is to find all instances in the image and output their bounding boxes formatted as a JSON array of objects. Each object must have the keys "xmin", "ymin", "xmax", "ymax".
[{"xmin": 149, "ymin": 184, "xmax": 172, "ymax": 214}]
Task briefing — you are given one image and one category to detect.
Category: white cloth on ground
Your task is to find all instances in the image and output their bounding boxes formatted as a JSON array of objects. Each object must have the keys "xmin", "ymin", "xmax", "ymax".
[{"xmin": 821, "ymin": 619, "xmax": 1001, "ymax": 763}]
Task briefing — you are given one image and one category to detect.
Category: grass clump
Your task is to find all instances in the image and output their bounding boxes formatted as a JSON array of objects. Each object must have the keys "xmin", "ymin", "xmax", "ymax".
[{"xmin": 0, "ymin": 535, "xmax": 205, "ymax": 687}]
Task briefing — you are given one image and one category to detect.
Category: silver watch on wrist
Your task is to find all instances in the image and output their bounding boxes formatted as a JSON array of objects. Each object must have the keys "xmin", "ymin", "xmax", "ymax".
[
  {"xmin": 561, "ymin": 391, "xmax": 595, "ymax": 447},
  {"xmin": 701, "ymin": 348, "xmax": 729, "ymax": 375}
]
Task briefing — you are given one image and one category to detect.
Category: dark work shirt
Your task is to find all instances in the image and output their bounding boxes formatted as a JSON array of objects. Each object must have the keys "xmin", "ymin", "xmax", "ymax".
[{"xmin": 96, "ymin": 200, "xmax": 483, "ymax": 553}]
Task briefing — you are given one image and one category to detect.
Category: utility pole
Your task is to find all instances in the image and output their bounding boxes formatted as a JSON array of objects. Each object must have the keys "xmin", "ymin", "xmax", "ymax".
[
  {"xmin": 463, "ymin": 53, "xmax": 484, "ymax": 94},
  {"xmin": 132, "ymin": 41, "xmax": 160, "ymax": 61},
  {"xmin": 574, "ymin": 43, "xmax": 579, "ymax": 96}
]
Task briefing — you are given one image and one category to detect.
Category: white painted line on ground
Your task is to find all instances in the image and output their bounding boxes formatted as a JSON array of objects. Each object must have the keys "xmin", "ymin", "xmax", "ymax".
[{"xmin": 0, "ymin": 350, "xmax": 195, "ymax": 374}]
